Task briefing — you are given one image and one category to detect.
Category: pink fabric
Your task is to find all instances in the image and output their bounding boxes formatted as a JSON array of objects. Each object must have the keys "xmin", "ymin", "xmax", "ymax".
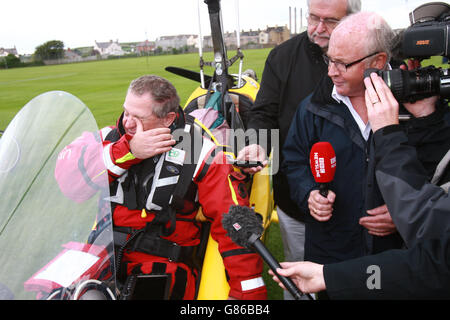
[
  {"xmin": 189, "ymin": 108, "xmax": 230, "ymax": 145},
  {"xmin": 55, "ymin": 131, "xmax": 108, "ymax": 203}
]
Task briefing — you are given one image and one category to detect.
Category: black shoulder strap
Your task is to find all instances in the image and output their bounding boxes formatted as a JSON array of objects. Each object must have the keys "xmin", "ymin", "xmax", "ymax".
[
  {"xmin": 170, "ymin": 115, "xmax": 205, "ymax": 210},
  {"xmin": 104, "ymin": 127, "xmax": 121, "ymax": 143}
]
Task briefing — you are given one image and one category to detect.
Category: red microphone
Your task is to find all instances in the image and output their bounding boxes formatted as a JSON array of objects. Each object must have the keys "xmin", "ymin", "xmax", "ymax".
[{"xmin": 309, "ymin": 142, "xmax": 336, "ymax": 197}]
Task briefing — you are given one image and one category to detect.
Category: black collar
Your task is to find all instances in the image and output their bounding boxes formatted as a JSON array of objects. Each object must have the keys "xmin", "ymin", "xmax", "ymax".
[{"xmin": 311, "ymin": 75, "xmax": 335, "ymax": 106}]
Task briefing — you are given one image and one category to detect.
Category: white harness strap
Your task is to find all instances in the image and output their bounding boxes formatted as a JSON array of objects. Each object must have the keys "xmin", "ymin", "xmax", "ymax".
[
  {"xmin": 146, "ymin": 154, "xmax": 167, "ymax": 211},
  {"xmin": 103, "ymin": 143, "xmax": 127, "ymax": 176}
]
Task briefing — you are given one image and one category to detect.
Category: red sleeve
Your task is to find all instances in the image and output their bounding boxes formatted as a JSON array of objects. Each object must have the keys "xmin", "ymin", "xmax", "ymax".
[{"xmin": 195, "ymin": 150, "xmax": 267, "ymax": 300}]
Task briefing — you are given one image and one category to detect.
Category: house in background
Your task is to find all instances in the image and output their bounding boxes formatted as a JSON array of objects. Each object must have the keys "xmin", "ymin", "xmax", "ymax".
[
  {"xmin": 240, "ymin": 29, "xmax": 260, "ymax": 46},
  {"xmin": 0, "ymin": 47, "xmax": 19, "ymax": 57},
  {"xmin": 186, "ymin": 35, "xmax": 199, "ymax": 48},
  {"xmin": 155, "ymin": 35, "xmax": 194, "ymax": 51},
  {"xmin": 94, "ymin": 40, "xmax": 125, "ymax": 57},
  {"xmin": 259, "ymin": 25, "xmax": 290, "ymax": 46},
  {"xmin": 64, "ymin": 48, "xmax": 82, "ymax": 61},
  {"xmin": 259, "ymin": 31, "xmax": 270, "ymax": 45},
  {"xmin": 136, "ymin": 40, "xmax": 155, "ymax": 55}
]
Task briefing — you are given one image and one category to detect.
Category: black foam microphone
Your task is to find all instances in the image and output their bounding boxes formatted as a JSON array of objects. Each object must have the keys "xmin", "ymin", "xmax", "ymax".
[{"xmin": 222, "ymin": 205, "xmax": 313, "ymax": 300}]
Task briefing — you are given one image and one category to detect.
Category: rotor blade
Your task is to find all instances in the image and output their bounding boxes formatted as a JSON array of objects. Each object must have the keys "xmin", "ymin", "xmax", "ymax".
[{"xmin": 165, "ymin": 66, "xmax": 212, "ymax": 85}]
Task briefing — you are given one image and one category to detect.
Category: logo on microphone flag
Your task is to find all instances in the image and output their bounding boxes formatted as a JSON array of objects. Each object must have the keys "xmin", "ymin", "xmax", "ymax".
[
  {"xmin": 309, "ymin": 142, "xmax": 336, "ymax": 183},
  {"xmin": 232, "ymin": 223, "xmax": 242, "ymax": 231}
]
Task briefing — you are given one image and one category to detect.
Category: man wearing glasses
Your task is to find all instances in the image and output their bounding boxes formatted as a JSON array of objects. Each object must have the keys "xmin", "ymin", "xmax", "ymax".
[
  {"xmin": 237, "ymin": 0, "xmax": 360, "ymax": 300},
  {"xmin": 282, "ymin": 12, "xmax": 403, "ymax": 299}
]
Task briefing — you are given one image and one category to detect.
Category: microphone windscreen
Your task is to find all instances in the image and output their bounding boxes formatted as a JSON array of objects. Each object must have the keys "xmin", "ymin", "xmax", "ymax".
[
  {"xmin": 222, "ymin": 205, "xmax": 264, "ymax": 248},
  {"xmin": 309, "ymin": 142, "xmax": 336, "ymax": 183}
]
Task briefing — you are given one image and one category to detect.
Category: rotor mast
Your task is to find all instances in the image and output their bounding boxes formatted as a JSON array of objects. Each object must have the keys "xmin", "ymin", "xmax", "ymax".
[{"xmin": 204, "ymin": 0, "xmax": 230, "ymax": 90}]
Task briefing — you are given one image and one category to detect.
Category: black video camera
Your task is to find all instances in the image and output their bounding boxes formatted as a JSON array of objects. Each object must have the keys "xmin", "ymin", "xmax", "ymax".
[{"xmin": 367, "ymin": 2, "xmax": 450, "ymax": 103}]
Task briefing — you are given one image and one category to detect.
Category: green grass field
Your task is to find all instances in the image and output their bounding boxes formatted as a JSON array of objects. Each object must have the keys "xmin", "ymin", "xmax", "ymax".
[
  {"xmin": 0, "ymin": 49, "xmax": 271, "ymax": 130},
  {"xmin": 0, "ymin": 48, "xmax": 286, "ymax": 299}
]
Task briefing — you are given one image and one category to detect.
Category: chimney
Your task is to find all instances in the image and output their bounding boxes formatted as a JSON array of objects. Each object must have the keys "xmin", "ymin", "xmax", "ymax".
[
  {"xmin": 294, "ymin": 7, "xmax": 297, "ymax": 34},
  {"xmin": 300, "ymin": 8, "xmax": 303, "ymax": 30},
  {"xmin": 289, "ymin": 7, "xmax": 292, "ymax": 36}
]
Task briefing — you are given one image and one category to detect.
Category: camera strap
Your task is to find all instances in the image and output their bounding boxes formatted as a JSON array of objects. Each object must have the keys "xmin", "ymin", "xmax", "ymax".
[{"xmin": 431, "ymin": 147, "xmax": 450, "ymax": 192}]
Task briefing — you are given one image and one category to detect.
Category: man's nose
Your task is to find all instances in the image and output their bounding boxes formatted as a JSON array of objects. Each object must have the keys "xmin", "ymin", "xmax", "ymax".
[
  {"xmin": 327, "ymin": 62, "xmax": 339, "ymax": 77},
  {"xmin": 316, "ymin": 20, "xmax": 327, "ymax": 33}
]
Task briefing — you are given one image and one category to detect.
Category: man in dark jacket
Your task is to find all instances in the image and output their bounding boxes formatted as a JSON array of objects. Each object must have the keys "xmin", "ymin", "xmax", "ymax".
[
  {"xmin": 282, "ymin": 12, "xmax": 402, "ymax": 298},
  {"xmin": 271, "ymin": 234, "xmax": 450, "ymax": 299},
  {"xmin": 365, "ymin": 73, "xmax": 450, "ymax": 248},
  {"xmin": 269, "ymin": 74, "xmax": 450, "ymax": 299},
  {"xmin": 236, "ymin": 0, "xmax": 361, "ymax": 299}
]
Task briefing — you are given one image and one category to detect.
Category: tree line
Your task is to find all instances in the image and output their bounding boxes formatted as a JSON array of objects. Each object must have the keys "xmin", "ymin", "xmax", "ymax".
[{"xmin": 1, "ymin": 40, "xmax": 64, "ymax": 69}]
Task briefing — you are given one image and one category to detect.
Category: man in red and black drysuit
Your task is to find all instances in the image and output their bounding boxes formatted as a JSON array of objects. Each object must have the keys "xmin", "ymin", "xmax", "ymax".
[{"xmin": 55, "ymin": 75, "xmax": 267, "ymax": 300}]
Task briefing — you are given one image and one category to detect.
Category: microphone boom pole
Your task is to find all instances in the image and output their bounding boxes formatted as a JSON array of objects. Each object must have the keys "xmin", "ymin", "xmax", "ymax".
[{"xmin": 222, "ymin": 205, "xmax": 313, "ymax": 300}]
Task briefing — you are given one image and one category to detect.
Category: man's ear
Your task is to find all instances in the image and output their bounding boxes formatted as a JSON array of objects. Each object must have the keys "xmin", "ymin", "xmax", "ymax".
[
  {"xmin": 164, "ymin": 112, "xmax": 176, "ymax": 128},
  {"xmin": 371, "ymin": 52, "xmax": 388, "ymax": 69}
]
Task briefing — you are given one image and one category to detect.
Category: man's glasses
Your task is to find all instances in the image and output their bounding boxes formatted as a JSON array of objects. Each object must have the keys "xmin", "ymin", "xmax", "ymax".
[
  {"xmin": 323, "ymin": 52, "xmax": 380, "ymax": 73},
  {"xmin": 307, "ymin": 13, "xmax": 341, "ymax": 29}
]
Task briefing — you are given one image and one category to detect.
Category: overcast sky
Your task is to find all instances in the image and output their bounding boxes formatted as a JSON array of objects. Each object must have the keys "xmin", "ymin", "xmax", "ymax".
[{"xmin": 1, "ymin": 0, "xmax": 438, "ymax": 54}]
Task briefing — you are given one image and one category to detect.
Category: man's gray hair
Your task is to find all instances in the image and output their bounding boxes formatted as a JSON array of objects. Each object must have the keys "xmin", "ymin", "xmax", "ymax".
[
  {"xmin": 128, "ymin": 75, "xmax": 180, "ymax": 118},
  {"xmin": 306, "ymin": 0, "xmax": 361, "ymax": 15},
  {"xmin": 346, "ymin": 0, "xmax": 361, "ymax": 15},
  {"xmin": 366, "ymin": 17, "xmax": 395, "ymax": 66}
]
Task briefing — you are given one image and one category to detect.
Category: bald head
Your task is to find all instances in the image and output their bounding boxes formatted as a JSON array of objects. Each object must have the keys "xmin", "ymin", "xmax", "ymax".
[
  {"xmin": 330, "ymin": 12, "xmax": 394, "ymax": 61},
  {"xmin": 326, "ymin": 12, "xmax": 395, "ymax": 98}
]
